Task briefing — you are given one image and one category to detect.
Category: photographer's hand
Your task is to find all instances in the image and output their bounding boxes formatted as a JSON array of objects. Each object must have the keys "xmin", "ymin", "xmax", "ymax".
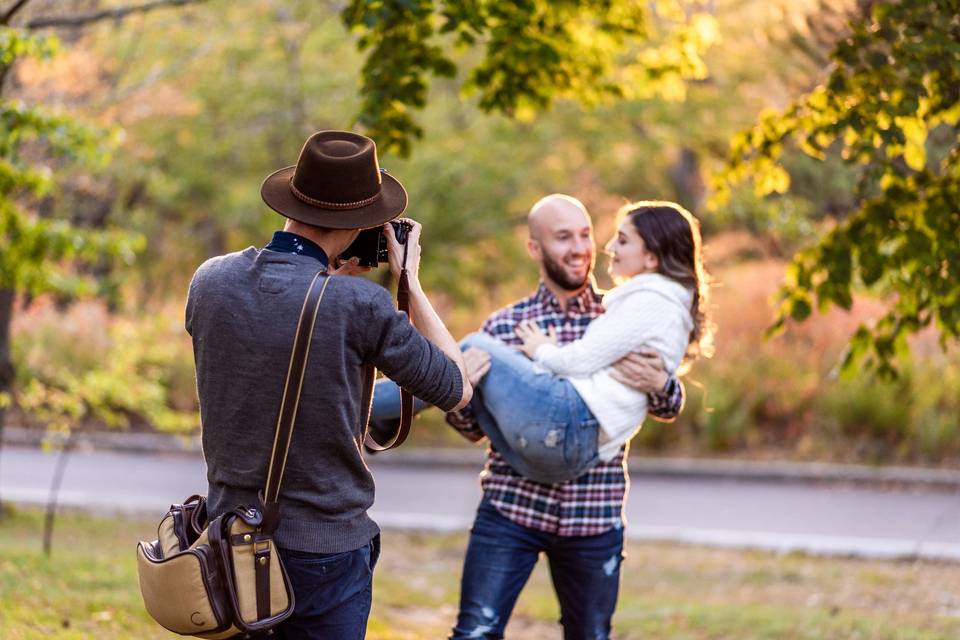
[
  {"xmin": 330, "ymin": 256, "xmax": 372, "ymax": 277},
  {"xmin": 384, "ymin": 218, "xmax": 422, "ymax": 288},
  {"xmin": 463, "ymin": 347, "xmax": 492, "ymax": 385}
]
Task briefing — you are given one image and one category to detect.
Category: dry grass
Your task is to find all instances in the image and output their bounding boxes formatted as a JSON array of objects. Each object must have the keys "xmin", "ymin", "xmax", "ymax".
[
  {"xmin": 7, "ymin": 507, "xmax": 954, "ymax": 639},
  {"xmin": 372, "ymin": 529, "xmax": 960, "ymax": 639}
]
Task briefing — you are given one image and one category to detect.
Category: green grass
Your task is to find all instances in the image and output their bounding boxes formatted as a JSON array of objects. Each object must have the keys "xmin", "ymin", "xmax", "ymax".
[{"xmin": 2, "ymin": 506, "xmax": 960, "ymax": 639}]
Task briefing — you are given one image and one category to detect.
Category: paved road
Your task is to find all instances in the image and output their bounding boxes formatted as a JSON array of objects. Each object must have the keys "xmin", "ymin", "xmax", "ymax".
[{"xmin": 3, "ymin": 446, "xmax": 959, "ymax": 560}]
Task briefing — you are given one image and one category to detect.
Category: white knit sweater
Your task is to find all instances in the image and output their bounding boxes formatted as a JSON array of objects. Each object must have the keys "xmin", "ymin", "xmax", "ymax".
[{"xmin": 533, "ymin": 272, "xmax": 694, "ymax": 461}]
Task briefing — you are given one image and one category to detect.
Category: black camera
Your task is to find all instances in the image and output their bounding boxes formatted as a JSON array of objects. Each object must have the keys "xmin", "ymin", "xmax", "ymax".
[{"xmin": 340, "ymin": 220, "xmax": 411, "ymax": 268}]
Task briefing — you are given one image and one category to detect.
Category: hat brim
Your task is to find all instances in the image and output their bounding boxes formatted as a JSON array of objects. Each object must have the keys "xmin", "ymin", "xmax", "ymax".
[{"xmin": 260, "ymin": 166, "xmax": 408, "ymax": 230}]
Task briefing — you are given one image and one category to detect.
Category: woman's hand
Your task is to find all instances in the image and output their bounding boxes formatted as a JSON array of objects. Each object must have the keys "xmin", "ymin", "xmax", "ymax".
[
  {"xmin": 515, "ymin": 320, "xmax": 557, "ymax": 359},
  {"xmin": 330, "ymin": 256, "xmax": 372, "ymax": 277},
  {"xmin": 384, "ymin": 218, "xmax": 422, "ymax": 289}
]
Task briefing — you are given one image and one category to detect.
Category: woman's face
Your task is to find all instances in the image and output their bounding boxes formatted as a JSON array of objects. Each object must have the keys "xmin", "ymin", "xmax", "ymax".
[{"xmin": 605, "ymin": 218, "xmax": 659, "ymax": 280}]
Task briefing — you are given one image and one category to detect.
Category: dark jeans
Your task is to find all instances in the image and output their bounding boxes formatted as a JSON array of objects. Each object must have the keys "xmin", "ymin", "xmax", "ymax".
[
  {"xmin": 274, "ymin": 535, "xmax": 380, "ymax": 640},
  {"xmin": 450, "ymin": 501, "xmax": 624, "ymax": 640}
]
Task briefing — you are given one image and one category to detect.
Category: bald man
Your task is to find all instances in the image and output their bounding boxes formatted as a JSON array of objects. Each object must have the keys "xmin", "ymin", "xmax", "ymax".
[{"xmin": 370, "ymin": 194, "xmax": 684, "ymax": 639}]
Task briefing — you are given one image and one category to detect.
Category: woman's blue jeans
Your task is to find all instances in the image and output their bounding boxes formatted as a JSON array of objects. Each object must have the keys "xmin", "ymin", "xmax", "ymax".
[
  {"xmin": 372, "ymin": 333, "xmax": 600, "ymax": 484},
  {"xmin": 460, "ymin": 332, "xmax": 599, "ymax": 484}
]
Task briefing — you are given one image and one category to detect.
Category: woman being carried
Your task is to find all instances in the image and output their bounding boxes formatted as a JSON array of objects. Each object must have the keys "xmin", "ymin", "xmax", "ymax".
[{"xmin": 457, "ymin": 201, "xmax": 713, "ymax": 484}]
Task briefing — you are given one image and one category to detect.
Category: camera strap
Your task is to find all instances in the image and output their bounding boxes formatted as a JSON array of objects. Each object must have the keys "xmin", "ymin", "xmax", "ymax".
[{"xmin": 363, "ymin": 238, "xmax": 414, "ymax": 451}]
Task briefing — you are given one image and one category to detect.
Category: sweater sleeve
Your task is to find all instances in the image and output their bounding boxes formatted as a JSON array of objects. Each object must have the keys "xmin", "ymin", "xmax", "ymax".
[
  {"xmin": 185, "ymin": 269, "xmax": 201, "ymax": 337},
  {"xmin": 364, "ymin": 285, "xmax": 464, "ymax": 412},
  {"xmin": 534, "ymin": 290, "xmax": 678, "ymax": 377}
]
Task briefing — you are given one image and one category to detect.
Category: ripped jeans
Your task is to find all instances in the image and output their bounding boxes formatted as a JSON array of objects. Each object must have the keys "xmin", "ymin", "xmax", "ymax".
[
  {"xmin": 450, "ymin": 499, "xmax": 624, "ymax": 640},
  {"xmin": 459, "ymin": 332, "xmax": 600, "ymax": 484},
  {"xmin": 369, "ymin": 333, "xmax": 599, "ymax": 484}
]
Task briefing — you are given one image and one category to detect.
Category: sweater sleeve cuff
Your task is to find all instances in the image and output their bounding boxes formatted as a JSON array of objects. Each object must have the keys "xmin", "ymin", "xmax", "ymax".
[
  {"xmin": 435, "ymin": 365, "xmax": 465, "ymax": 413},
  {"xmin": 533, "ymin": 343, "xmax": 559, "ymax": 363}
]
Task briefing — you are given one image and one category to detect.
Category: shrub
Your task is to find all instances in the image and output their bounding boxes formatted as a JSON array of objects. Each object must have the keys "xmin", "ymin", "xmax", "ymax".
[{"xmin": 11, "ymin": 299, "xmax": 197, "ymax": 436}]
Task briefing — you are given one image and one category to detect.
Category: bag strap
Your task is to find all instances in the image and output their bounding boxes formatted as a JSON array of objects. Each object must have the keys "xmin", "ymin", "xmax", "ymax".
[
  {"xmin": 261, "ymin": 272, "xmax": 331, "ymax": 531},
  {"xmin": 363, "ymin": 238, "xmax": 414, "ymax": 451}
]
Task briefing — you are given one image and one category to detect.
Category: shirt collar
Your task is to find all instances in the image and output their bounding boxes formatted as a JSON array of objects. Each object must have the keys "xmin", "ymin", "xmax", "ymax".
[
  {"xmin": 534, "ymin": 280, "xmax": 603, "ymax": 313},
  {"xmin": 264, "ymin": 231, "xmax": 329, "ymax": 269}
]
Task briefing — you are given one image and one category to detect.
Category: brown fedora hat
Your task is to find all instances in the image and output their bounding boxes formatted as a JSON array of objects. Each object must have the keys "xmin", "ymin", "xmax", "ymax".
[{"xmin": 260, "ymin": 130, "xmax": 407, "ymax": 229}]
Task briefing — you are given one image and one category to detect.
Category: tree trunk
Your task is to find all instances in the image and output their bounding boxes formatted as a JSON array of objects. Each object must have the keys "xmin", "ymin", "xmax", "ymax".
[
  {"xmin": 668, "ymin": 147, "xmax": 706, "ymax": 214},
  {"xmin": 0, "ymin": 288, "xmax": 16, "ymax": 517},
  {"xmin": 43, "ymin": 433, "xmax": 75, "ymax": 556}
]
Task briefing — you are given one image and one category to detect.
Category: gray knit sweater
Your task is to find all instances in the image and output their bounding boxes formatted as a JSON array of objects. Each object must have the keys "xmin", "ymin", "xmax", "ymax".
[{"xmin": 186, "ymin": 247, "xmax": 463, "ymax": 553}]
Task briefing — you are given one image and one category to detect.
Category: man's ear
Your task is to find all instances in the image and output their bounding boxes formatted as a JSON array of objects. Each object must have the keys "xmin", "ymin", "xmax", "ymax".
[{"xmin": 526, "ymin": 238, "xmax": 542, "ymax": 261}]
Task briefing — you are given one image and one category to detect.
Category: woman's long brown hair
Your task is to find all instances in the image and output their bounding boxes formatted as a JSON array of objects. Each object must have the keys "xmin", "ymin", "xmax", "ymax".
[{"xmin": 622, "ymin": 201, "xmax": 714, "ymax": 362}]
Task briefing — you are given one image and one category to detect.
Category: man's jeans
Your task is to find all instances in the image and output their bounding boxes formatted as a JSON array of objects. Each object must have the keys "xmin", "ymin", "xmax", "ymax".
[
  {"xmin": 450, "ymin": 501, "xmax": 624, "ymax": 640},
  {"xmin": 274, "ymin": 535, "xmax": 380, "ymax": 640}
]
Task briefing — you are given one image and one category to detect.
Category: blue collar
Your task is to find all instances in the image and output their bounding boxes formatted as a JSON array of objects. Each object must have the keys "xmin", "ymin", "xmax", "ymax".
[{"xmin": 264, "ymin": 231, "xmax": 329, "ymax": 270}]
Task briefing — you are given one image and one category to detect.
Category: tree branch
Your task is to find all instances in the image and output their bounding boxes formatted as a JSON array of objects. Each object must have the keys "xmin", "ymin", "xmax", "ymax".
[
  {"xmin": 26, "ymin": 0, "xmax": 208, "ymax": 30},
  {"xmin": 1, "ymin": 0, "xmax": 34, "ymax": 26}
]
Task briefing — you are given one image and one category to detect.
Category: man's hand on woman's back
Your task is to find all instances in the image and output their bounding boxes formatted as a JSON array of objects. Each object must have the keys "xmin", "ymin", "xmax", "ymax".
[{"xmin": 610, "ymin": 348, "xmax": 669, "ymax": 394}]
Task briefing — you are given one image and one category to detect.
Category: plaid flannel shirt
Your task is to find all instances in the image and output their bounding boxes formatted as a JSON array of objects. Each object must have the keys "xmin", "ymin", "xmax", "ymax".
[{"xmin": 446, "ymin": 281, "xmax": 684, "ymax": 537}]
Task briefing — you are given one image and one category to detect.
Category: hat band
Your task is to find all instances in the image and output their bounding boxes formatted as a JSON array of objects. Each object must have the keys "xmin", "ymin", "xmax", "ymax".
[{"xmin": 289, "ymin": 178, "xmax": 382, "ymax": 210}]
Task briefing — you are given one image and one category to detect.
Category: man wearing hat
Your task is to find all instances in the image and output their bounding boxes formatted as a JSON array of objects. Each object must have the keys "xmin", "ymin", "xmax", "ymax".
[{"xmin": 186, "ymin": 130, "xmax": 472, "ymax": 638}]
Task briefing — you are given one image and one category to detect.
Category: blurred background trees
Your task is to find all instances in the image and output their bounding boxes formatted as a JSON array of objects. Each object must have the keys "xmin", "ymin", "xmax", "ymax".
[
  {"xmin": 714, "ymin": 0, "xmax": 960, "ymax": 377},
  {"xmin": 1, "ymin": 0, "xmax": 957, "ymax": 465},
  {"xmin": 0, "ymin": 8, "xmax": 144, "ymax": 454}
]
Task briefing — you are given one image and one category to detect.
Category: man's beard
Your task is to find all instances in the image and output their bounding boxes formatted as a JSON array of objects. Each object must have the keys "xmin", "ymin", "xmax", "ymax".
[{"xmin": 542, "ymin": 250, "xmax": 590, "ymax": 291}]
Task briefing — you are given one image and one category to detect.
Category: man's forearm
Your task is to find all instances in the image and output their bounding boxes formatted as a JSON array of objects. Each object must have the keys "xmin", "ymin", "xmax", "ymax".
[
  {"xmin": 445, "ymin": 404, "xmax": 487, "ymax": 443},
  {"xmin": 648, "ymin": 377, "xmax": 684, "ymax": 421},
  {"xmin": 407, "ymin": 284, "xmax": 472, "ymax": 408}
]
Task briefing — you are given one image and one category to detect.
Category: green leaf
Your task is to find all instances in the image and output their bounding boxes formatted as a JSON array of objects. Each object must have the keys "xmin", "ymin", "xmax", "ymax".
[
  {"xmin": 789, "ymin": 297, "xmax": 812, "ymax": 322},
  {"xmin": 896, "ymin": 116, "xmax": 928, "ymax": 171},
  {"xmin": 718, "ymin": 0, "xmax": 960, "ymax": 376}
]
